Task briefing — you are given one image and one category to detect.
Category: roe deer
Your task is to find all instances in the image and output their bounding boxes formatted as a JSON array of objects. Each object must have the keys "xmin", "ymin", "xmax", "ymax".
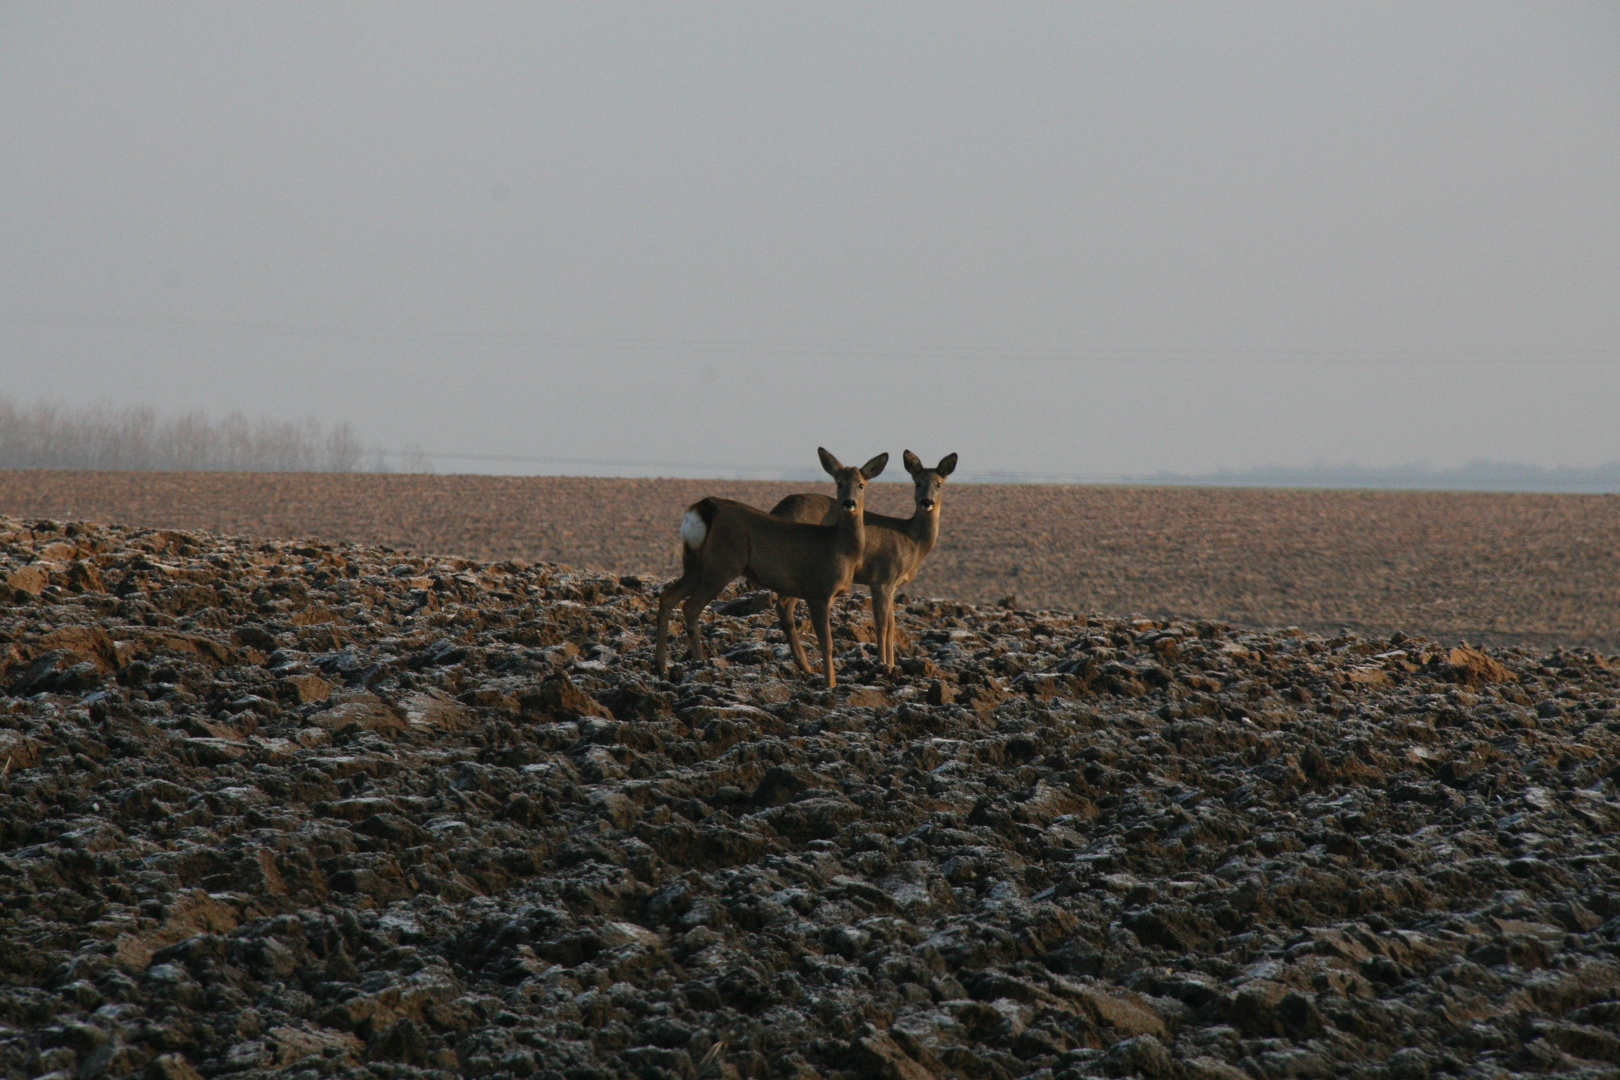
[
  {"xmin": 653, "ymin": 448, "xmax": 888, "ymax": 688},
  {"xmin": 769, "ymin": 450, "xmax": 958, "ymax": 670}
]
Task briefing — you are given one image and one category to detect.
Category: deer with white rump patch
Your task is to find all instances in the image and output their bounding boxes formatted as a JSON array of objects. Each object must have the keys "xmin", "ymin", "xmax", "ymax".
[
  {"xmin": 653, "ymin": 448, "xmax": 887, "ymax": 688},
  {"xmin": 768, "ymin": 450, "xmax": 957, "ymax": 671}
]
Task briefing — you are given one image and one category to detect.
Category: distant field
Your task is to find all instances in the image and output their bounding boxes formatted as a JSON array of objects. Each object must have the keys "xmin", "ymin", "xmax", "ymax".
[{"xmin": 3, "ymin": 469, "xmax": 1618, "ymax": 652}]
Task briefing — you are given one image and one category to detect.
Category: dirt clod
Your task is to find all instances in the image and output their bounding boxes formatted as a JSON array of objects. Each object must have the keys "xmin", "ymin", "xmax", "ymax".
[{"xmin": 0, "ymin": 514, "xmax": 1617, "ymax": 1079}]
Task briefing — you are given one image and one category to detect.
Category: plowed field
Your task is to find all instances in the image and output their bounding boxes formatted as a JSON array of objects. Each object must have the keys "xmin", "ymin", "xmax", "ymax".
[
  {"xmin": 4, "ymin": 515, "xmax": 1620, "ymax": 1078},
  {"xmin": 2, "ymin": 470, "xmax": 1618, "ymax": 651}
]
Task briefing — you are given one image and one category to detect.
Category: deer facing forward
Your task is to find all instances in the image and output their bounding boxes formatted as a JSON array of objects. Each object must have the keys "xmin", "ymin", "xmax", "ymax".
[
  {"xmin": 653, "ymin": 448, "xmax": 887, "ymax": 688},
  {"xmin": 768, "ymin": 450, "xmax": 957, "ymax": 671}
]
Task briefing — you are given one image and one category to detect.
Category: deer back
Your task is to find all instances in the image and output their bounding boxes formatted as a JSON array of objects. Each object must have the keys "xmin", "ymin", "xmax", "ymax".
[
  {"xmin": 698, "ymin": 499, "xmax": 858, "ymax": 600},
  {"xmin": 769, "ymin": 492, "xmax": 840, "ymax": 526}
]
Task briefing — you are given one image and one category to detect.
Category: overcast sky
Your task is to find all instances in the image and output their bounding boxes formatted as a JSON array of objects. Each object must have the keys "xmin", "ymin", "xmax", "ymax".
[{"xmin": 2, "ymin": 3, "xmax": 1617, "ymax": 479}]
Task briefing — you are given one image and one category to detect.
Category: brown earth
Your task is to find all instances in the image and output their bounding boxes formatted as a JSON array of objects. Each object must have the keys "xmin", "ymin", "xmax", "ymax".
[
  {"xmin": 3, "ymin": 515, "xmax": 1619, "ymax": 1079},
  {"xmin": 3, "ymin": 470, "xmax": 1618, "ymax": 653}
]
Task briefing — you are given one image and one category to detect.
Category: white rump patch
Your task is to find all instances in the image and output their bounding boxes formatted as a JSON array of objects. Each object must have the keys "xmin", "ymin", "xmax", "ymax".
[{"xmin": 680, "ymin": 508, "xmax": 708, "ymax": 550}]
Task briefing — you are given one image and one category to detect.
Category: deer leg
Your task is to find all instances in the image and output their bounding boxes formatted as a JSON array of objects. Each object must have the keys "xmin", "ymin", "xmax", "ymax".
[
  {"xmin": 894, "ymin": 599, "xmax": 907, "ymax": 667},
  {"xmin": 888, "ymin": 595, "xmax": 902, "ymax": 668},
  {"xmin": 681, "ymin": 596, "xmax": 705, "ymax": 662},
  {"xmin": 887, "ymin": 592, "xmax": 902, "ymax": 667},
  {"xmin": 871, "ymin": 587, "xmax": 895, "ymax": 670},
  {"xmin": 681, "ymin": 576, "xmax": 731, "ymax": 664},
  {"xmin": 864, "ymin": 592, "xmax": 882, "ymax": 668},
  {"xmin": 776, "ymin": 595, "xmax": 814, "ymax": 674},
  {"xmin": 808, "ymin": 597, "xmax": 837, "ymax": 689},
  {"xmin": 654, "ymin": 576, "xmax": 696, "ymax": 675}
]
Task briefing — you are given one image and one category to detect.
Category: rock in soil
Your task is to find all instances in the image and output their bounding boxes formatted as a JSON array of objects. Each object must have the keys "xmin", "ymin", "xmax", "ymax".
[{"xmin": 0, "ymin": 515, "xmax": 1618, "ymax": 1080}]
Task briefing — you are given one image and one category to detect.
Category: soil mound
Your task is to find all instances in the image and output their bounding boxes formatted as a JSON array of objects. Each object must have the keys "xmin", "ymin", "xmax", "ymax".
[{"xmin": 2, "ymin": 516, "xmax": 1618, "ymax": 1079}]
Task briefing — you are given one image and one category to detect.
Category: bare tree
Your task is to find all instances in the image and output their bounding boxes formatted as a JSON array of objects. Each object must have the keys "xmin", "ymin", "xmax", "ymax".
[{"xmin": 0, "ymin": 396, "xmax": 395, "ymax": 473}]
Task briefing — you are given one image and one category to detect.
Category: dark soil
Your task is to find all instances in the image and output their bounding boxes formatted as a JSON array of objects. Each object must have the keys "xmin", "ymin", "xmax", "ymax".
[
  {"xmin": 3, "ymin": 471, "xmax": 1620, "ymax": 653},
  {"xmin": 2, "ymin": 515, "xmax": 1619, "ymax": 1079}
]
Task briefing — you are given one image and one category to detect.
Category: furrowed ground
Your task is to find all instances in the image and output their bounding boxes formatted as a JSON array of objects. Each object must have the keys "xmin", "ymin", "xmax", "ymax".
[
  {"xmin": 3, "ymin": 470, "xmax": 1620, "ymax": 652},
  {"xmin": 1, "ymin": 516, "xmax": 1618, "ymax": 1079}
]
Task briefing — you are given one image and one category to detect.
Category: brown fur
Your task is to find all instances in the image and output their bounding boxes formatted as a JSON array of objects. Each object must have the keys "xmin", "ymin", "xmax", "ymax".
[
  {"xmin": 653, "ymin": 449, "xmax": 887, "ymax": 687},
  {"xmin": 769, "ymin": 450, "xmax": 957, "ymax": 670}
]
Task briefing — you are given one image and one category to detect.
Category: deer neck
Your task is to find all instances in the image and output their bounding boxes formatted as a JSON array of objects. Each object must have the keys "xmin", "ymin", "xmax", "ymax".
[
  {"xmin": 836, "ymin": 503, "xmax": 866, "ymax": 564},
  {"xmin": 906, "ymin": 505, "xmax": 941, "ymax": 556}
]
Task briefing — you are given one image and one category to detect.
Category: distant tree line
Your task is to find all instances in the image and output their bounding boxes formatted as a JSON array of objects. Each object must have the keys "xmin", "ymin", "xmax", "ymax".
[{"xmin": 0, "ymin": 396, "xmax": 431, "ymax": 473}]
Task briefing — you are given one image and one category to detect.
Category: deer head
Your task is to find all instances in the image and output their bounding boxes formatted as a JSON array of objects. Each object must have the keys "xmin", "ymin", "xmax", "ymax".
[
  {"xmin": 819, "ymin": 447, "xmax": 888, "ymax": 513},
  {"xmin": 903, "ymin": 450, "xmax": 957, "ymax": 512}
]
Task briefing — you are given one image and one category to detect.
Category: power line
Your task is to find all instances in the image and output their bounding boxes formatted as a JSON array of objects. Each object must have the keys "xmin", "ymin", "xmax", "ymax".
[
  {"xmin": 374, "ymin": 446, "xmax": 1620, "ymax": 488},
  {"xmin": 390, "ymin": 449, "xmax": 798, "ymax": 474},
  {"xmin": 372, "ymin": 447, "xmax": 1120, "ymax": 482},
  {"xmin": 4, "ymin": 314, "xmax": 1615, "ymax": 364}
]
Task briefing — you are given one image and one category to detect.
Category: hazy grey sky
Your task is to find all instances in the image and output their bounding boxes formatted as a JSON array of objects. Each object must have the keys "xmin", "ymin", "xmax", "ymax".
[{"xmin": 3, "ymin": 3, "xmax": 1618, "ymax": 478}]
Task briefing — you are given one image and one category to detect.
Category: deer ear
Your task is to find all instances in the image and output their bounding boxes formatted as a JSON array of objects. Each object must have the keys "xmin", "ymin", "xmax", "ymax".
[
  {"xmin": 903, "ymin": 450, "xmax": 923, "ymax": 475},
  {"xmin": 818, "ymin": 447, "xmax": 842, "ymax": 476},
  {"xmin": 935, "ymin": 453, "xmax": 958, "ymax": 477},
  {"xmin": 860, "ymin": 453, "xmax": 889, "ymax": 480}
]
